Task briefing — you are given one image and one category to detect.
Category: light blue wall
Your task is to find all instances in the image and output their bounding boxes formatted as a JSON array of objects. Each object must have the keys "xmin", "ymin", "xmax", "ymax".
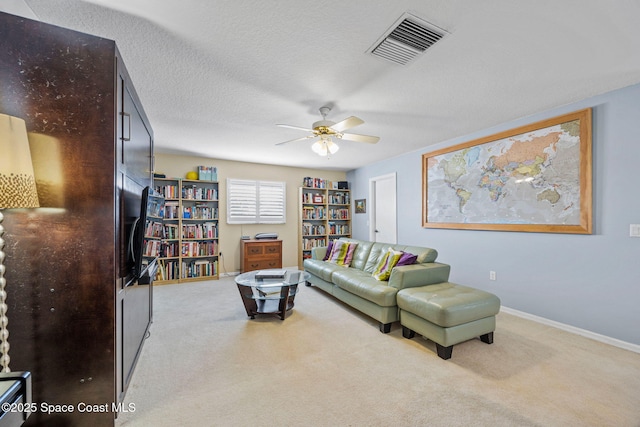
[{"xmin": 348, "ymin": 82, "xmax": 640, "ymax": 345}]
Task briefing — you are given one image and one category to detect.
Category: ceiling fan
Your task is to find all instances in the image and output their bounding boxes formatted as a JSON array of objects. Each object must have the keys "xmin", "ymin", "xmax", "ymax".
[{"xmin": 276, "ymin": 106, "xmax": 380, "ymax": 157}]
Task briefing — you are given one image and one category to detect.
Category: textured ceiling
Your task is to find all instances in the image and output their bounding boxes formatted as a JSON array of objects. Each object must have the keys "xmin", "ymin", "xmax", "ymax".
[{"xmin": 18, "ymin": 0, "xmax": 640, "ymax": 171}]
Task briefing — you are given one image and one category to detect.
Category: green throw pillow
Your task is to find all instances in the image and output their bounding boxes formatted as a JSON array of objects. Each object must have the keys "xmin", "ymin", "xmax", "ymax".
[{"xmin": 372, "ymin": 248, "xmax": 403, "ymax": 281}]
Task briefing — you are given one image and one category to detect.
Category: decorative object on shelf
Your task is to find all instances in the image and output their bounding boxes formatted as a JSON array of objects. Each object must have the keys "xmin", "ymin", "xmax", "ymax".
[
  {"xmin": 254, "ymin": 232, "xmax": 278, "ymax": 240},
  {"xmin": 0, "ymin": 114, "xmax": 40, "ymax": 373},
  {"xmin": 276, "ymin": 105, "xmax": 379, "ymax": 157},
  {"xmin": 355, "ymin": 199, "xmax": 366, "ymax": 214},
  {"xmin": 186, "ymin": 171, "xmax": 198, "ymax": 180},
  {"xmin": 197, "ymin": 166, "xmax": 217, "ymax": 181},
  {"xmin": 422, "ymin": 108, "xmax": 592, "ymax": 234}
]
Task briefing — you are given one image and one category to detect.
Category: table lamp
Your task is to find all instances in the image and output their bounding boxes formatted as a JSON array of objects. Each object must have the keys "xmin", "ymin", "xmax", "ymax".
[{"xmin": 0, "ymin": 113, "xmax": 40, "ymax": 373}]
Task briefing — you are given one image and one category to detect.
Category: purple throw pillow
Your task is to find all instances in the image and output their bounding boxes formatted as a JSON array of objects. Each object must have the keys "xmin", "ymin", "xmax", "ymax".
[
  {"xmin": 396, "ymin": 251, "xmax": 417, "ymax": 266},
  {"xmin": 323, "ymin": 240, "xmax": 334, "ymax": 261}
]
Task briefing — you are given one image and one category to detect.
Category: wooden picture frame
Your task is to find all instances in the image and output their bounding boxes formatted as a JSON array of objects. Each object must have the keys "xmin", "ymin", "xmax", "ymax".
[
  {"xmin": 422, "ymin": 108, "xmax": 592, "ymax": 234},
  {"xmin": 355, "ymin": 199, "xmax": 366, "ymax": 214}
]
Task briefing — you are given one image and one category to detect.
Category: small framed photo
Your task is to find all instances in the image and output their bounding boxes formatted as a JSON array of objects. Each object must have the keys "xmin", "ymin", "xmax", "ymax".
[
  {"xmin": 313, "ymin": 195, "xmax": 323, "ymax": 203},
  {"xmin": 355, "ymin": 199, "xmax": 366, "ymax": 214}
]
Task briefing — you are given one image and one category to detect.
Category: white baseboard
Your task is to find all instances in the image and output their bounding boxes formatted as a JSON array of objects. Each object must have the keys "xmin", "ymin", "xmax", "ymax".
[{"xmin": 501, "ymin": 306, "xmax": 640, "ymax": 354}]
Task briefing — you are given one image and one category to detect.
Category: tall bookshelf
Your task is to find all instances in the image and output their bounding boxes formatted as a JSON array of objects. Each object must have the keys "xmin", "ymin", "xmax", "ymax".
[
  {"xmin": 154, "ymin": 178, "xmax": 220, "ymax": 283},
  {"xmin": 298, "ymin": 179, "xmax": 351, "ymax": 268}
]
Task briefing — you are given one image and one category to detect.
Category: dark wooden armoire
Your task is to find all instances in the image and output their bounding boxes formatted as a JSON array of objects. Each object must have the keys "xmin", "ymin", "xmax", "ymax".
[{"xmin": 0, "ymin": 12, "xmax": 154, "ymax": 426}]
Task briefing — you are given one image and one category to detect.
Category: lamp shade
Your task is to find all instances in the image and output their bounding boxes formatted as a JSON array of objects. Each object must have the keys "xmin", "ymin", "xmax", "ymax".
[
  {"xmin": 0, "ymin": 114, "xmax": 39, "ymax": 208},
  {"xmin": 311, "ymin": 138, "xmax": 340, "ymax": 157},
  {"xmin": 28, "ymin": 133, "xmax": 64, "ymax": 207}
]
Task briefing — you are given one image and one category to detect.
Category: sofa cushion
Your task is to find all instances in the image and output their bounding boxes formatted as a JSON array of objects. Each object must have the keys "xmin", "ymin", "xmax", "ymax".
[
  {"xmin": 332, "ymin": 269, "xmax": 398, "ymax": 307},
  {"xmin": 311, "ymin": 246, "xmax": 328, "ymax": 261},
  {"xmin": 327, "ymin": 240, "xmax": 358, "ymax": 267},
  {"xmin": 372, "ymin": 248, "xmax": 403, "ymax": 281},
  {"xmin": 397, "ymin": 282, "xmax": 500, "ymax": 327},
  {"xmin": 363, "ymin": 243, "xmax": 393, "ymax": 273},
  {"xmin": 303, "ymin": 258, "xmax": 347, "ymax": 283}
]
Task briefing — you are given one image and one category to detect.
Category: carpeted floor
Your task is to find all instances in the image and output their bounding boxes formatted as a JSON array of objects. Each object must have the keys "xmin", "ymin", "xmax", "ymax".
[{"xmin": 116, "ymin": 276, "xmax": 640, "ymax": 427}]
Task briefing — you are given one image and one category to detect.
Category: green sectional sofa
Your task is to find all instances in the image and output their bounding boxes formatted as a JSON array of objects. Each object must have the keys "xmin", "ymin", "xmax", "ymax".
[{"xmin": 303, "ymin": 238, "xmax": 451, "ymax": 333}]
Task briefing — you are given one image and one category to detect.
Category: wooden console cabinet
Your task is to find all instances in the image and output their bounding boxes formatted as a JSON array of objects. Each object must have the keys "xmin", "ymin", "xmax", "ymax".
[{"xmin": 241, "ymin": 239, "xmax": 282, "ymax": 272}]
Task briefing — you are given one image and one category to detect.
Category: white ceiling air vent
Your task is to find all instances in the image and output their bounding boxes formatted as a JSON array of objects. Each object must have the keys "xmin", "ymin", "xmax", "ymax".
[{"xmin": 368, "ymin": 13, "xmax": 448, "ymax": 66}]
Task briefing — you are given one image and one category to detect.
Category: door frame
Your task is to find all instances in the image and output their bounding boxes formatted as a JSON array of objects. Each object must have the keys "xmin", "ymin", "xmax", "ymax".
[{"xmin": 368, "ymin": 172, "xmax": 397, "ymax": 243}]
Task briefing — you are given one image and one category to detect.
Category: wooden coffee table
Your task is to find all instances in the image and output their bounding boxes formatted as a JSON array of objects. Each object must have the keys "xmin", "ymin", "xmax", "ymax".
[{"xmin": 235, "ymin": 269, "xmax": 309, "ymax": 320}]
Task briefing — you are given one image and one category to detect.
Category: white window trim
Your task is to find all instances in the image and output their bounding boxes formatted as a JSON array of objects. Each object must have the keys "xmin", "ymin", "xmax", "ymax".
[{"xmin": 227, "ymin": 178, "xmax": 286, "ymax": 224}]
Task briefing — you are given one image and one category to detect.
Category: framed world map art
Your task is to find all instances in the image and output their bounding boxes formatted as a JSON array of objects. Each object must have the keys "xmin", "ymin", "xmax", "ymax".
[{"xmin": 422, "ymin": 108, "xmax": 592, "ymax": 234}]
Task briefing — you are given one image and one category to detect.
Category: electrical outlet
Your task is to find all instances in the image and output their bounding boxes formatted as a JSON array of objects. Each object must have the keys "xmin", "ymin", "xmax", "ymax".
[
  {"xmin": 489, "ymin": 271, "xmax": 497, "ymax": 281},
  {"xmin": 630, "ymin": 224, "xmax": 640, "ymax": 237}
]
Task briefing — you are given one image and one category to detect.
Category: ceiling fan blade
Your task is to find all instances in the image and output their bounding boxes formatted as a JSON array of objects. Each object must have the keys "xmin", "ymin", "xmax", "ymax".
[
  {"xmin": 275, "ymin": 135, "xmax": 317, "ymax": 146},
  {"xmin": 340, "ymin": 133, "xmax": 380, "ymax": 144},
  {"xmin": 330, "ymin": 116, "xmax": 364, "ymax": 132},
  {"xmin": 276, "ymin": 124, "xmax": 314, "ymax": 132}
]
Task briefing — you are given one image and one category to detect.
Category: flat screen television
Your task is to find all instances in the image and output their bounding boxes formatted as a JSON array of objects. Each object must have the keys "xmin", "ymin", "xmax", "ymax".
[{"xmin": 130, "ymin": 186, "xmax": 165, "ymax": 283}]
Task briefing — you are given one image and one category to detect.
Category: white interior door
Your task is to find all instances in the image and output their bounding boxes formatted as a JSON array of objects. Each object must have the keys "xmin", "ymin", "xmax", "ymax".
[{"xmin": 369, "ymin": 173, "xmax": 397, "ymax": 243}]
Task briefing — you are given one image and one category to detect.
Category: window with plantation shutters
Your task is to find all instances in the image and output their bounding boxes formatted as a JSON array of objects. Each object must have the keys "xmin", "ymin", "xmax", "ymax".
[{"xmin": 227, "ymin": 178, "xmax": 286, "ymax": 224}]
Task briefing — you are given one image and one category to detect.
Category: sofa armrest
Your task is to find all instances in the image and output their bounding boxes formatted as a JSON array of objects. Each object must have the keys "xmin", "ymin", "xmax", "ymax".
[
  {"xmin": 310, "ymin": 246, "xmax": 328, "ymax": 260},
  {"xmin": 388, "ymin": 262, "xmax": 451, "ymax": 290}
]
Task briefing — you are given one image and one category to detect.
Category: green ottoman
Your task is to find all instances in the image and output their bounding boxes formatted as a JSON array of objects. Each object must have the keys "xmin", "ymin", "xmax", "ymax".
[{"xmin": 397, "ymin": 282, "xmax": 500, "ymax": 359}]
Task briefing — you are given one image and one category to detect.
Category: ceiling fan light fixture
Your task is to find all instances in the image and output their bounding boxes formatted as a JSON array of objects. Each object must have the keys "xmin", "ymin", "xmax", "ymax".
[
  {"xmin": 312, "ymin": 138, "xmax": 339, "ymax": 157},
  {"xmin": 328, "ymin": 140, "xmax": 339, "ymax": 154},
  {"xmin": 276, "ymin": 105, "xmax": 378, "ymax": 157},
  {"xmin": 311, "ymin": 141, "xmax": 324, "ymax": 155}
]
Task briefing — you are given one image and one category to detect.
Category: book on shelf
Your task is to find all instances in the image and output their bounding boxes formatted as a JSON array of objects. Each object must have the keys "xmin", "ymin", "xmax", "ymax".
[
  {"xmin": 144, "ymin": 221, "xmax": 163, "ymax": 238},
  {"xmin": 164, "ymin": 202, "xmax": 180, "ymax": 219},
  {"xmin": 157, "ymin": 259, "xmax": 179, "ymax": 282},
  {"xmin": 181, "ymin": 258, "xmax": 218, "ymax": 278},
  {"xmin": 143, "ymin": 240, "xmax": 163, "ymax": 257},
  {"xmin": 182, "ymin": 186, "xmax": 218, "ymax": 200},
  {"xmin": 163, "ymin": 241, "xmax": 180, "ymax": 257},
  {"xmin": 302, "ymin": 177, "xmax": 349, "ymax": 190},
  {"xmin": 303, "ymin": 238, "xmax": 327, "ymax": 250},
  {"xmin": 155, "ymin": 182, "xmax": 179, "ymax": 199},
  {"xmin": 163, "ymin": 223, "xmax": 179, "ymax": 239},
  {"xmin": 181, "ymin": 223, "xmax": 218, "ymax": 239},
  {"xmin": 181, "ymin": 241, "xmax": 218, "ymax": 257}
]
